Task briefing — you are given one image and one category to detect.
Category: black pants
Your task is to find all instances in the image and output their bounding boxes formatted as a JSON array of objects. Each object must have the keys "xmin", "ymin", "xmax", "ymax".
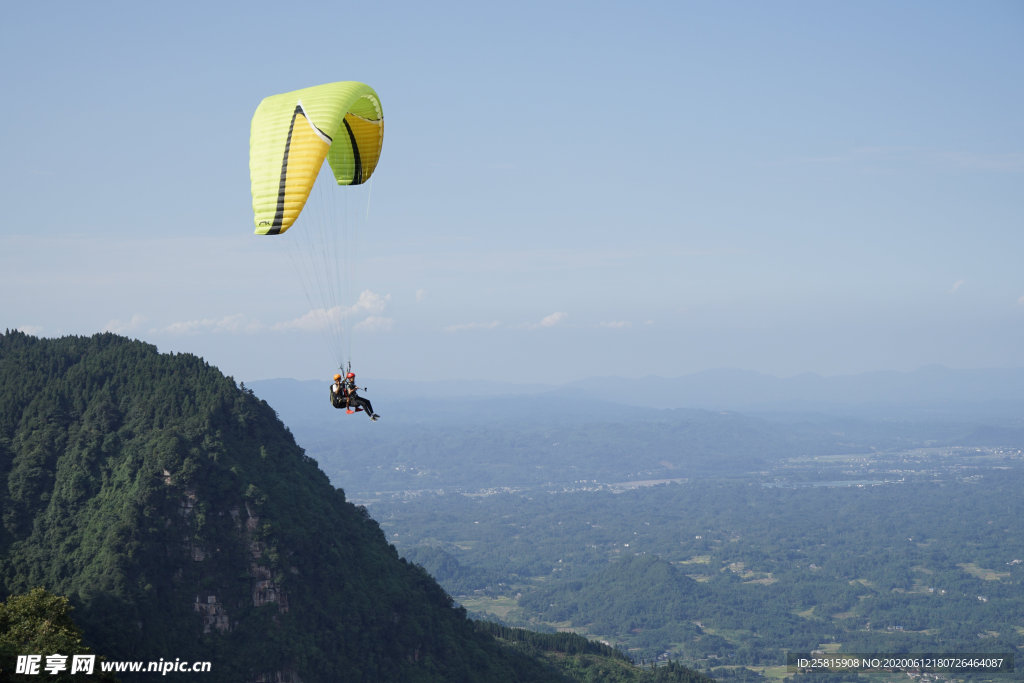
[{"xmin": 347, "ymin": 394, "xmax": 375, "ymax": 416}]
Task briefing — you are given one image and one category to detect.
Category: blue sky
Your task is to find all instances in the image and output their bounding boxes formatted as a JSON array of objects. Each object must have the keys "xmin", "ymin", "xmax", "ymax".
[{"xmin": 2, "ymin": 1, "xmax": 1022, "ymax": 383}]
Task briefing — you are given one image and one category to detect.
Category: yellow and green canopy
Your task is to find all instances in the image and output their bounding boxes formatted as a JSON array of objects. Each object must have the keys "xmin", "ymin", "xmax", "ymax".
[{"xmin": 250, "ymin": 81, "xmax": 383, "ymax": 235}]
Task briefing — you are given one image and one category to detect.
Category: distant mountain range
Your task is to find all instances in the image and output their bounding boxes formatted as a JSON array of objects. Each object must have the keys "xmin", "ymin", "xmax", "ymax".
[
  {"xmin": 248, "ymin": 366, "xmax": 1024, "ymax": 426},
  {"xmin": 560, "ymin": 366, "xmax": 1024, "ymax": 413}
]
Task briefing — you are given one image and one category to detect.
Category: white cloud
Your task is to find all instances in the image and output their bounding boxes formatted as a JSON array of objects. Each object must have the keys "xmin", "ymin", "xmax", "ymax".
[
  {"xmin": 271, "ymin": 308, "xmax": 333, "ymax": 332},
  {"xmin": 540, "ymin": 311, "xmax": 568, "ymax": 327},
  {"xmin": 272, "ymin": 290, "xmax": 391, "ymax": 331},
  {"xmin": 416, "ymin": 289, "xmax": 428, "ymax": 302},
  {"xmin": 354, "ymin": 290, "xmax": 390, "ymax": 314},
  {"xmin": 103, "ymin": 314, "xmax": 148, "ymax": 334},
  {"xmin": 445, "ymin": 321, "xmax": 500, "ymax": 332},
  {"xmin": 644, "ymin": 320, "xmax": 655, "ymax": 325},
  {"xmin": 514, "ymin": 311, "xmax": 570, "ymax": 330},
  {"xmin": 157, "ymin": 314, "xmax": 263, "ymax": 335},
  {"xmin": 1018, "ymin": 295, "xmax": 1024, "ymax": 306},
  {"xmin": 950, "ymin": 279, "xmax": 965, "ymax": 293},
  {"xmin": 599, "ymin": 321, "xmax": 631, "ymax": 329},
  {"xmin": 213, "ymin": 314, "xmax": 264, "ymax": 333},
  {"xmin": 16, "ymin": 325, "xmax": 42, "ymax": 335},
  {"xmin": 160, "ymin": 319, "xmax": 218, "ymax": 335},
  {"xmin": 354, "ymin": 316, "xmax": 394, "ymax": 332}
]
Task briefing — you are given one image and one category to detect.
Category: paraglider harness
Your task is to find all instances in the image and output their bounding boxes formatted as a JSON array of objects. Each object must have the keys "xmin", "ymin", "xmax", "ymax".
[{"xmin": 330, "ymin": 363, "xmax": 365, "ymax": 414}]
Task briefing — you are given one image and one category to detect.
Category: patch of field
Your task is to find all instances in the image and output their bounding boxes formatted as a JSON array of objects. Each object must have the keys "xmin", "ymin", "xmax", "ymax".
[
  {"xmin": 744, "ymin": 577, "xmax": 778, "ymax": 585},
  {"xmin": 832, "ymin": 612, "xmax": 856, "ymax": 619},
  {"xmin": 911, "ymin": 565, "xmax": 933, "ymax": 574},
  {"xmin": 958, "ymin": 563, "xmax": 1010, "ymax": 581},
  {"xmin": 725, "ymin": 562, "xmax": 761, "ymax": 579},
  {"xmin": 759, "ymin": 665, "xmax": 793, "ymax": 678},
  {"xmin": 795, "ymin": 608, "xmax": 816, "ymax": 619},
  {"xmin": 686, "ymin": 574, "xmax": 712, "ymax": 582},
  {"xmin": 851, "ymin": 578, "xmax": 874, "ymax": 588},
  {"xmin": 817, "ymin": 643, "xmax": 841, "ymax": 653},
  {"xmin": 680, "ymin": 555, "xmax": 712, "ymax": 564},
  {"xmin": 458, "ymin": 595, "xmax": 519, "ymax": 619},
  {"xmin": 609, "ymin": 477, "xmax": 687, "ymax": 489},
  {"xmin": 789, "ymin": 454, "xmax": 874, "ymax": 463}
]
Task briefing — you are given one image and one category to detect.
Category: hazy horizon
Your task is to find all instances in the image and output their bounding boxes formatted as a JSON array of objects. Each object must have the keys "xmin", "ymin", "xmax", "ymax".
[{"xmin": 246, "ymin": 362, "xmax": 1024, "ymax": 385}]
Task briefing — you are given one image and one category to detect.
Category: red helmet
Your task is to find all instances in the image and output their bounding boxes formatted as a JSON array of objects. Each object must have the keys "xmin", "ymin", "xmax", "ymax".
[{"xmin": 346, "ymin": 372, "xmax": 355, "ymax": 379}]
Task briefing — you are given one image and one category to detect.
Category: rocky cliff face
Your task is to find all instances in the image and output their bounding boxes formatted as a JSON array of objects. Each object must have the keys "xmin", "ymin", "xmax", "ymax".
[{"xmin": 0, "ymin": 332, "xmax": 562, "ymax": 683}]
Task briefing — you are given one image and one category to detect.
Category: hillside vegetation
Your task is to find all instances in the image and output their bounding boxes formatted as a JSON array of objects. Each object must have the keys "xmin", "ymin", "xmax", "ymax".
[{"xmin": 0, "ymin": 331, "xmax": 582, "ymax": 682}]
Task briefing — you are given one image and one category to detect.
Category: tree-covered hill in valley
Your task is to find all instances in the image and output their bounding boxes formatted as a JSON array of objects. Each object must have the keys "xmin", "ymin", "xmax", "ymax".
[{"xmin": 0, "ymin": 330, "xmax": 591, "ymax": 682}]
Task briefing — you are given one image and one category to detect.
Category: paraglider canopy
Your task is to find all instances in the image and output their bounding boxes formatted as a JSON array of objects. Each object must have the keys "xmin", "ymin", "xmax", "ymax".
[
  {"xmin": 247, "ymin": 81, "xmax": 384, "ymax": 371},
  {"xmin": 250, "ymin": 81, "xmax": 383, "ymax": 235}
]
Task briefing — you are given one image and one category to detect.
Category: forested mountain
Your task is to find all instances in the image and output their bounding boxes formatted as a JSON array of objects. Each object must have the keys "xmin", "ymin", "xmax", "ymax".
[
  {"xmin": 473, "ymin": 621, "xmax": 716, "ymax": 683},
  {"xmin": 0, "ymin": 331, "xmax": 584, "ymax": 682}
]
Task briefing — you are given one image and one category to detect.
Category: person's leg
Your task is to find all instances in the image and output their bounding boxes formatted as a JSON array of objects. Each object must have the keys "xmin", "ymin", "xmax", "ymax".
[
  {"xmin": 361, "ymin": 397, "xmax": 375, "ymax": 417},
  {"xmin": 352, "ymin": 395, "xmax": 376, "ymax": 417}
]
